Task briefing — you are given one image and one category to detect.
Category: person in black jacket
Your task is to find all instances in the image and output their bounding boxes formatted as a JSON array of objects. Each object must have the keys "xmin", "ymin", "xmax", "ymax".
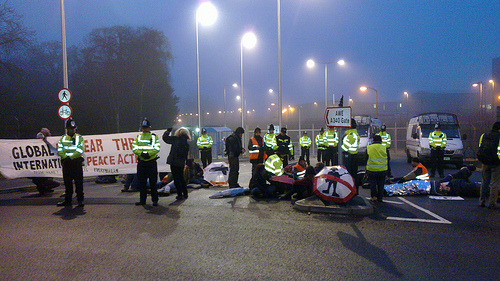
[
  {"xmin": 438, "ymin": 165, "xmax": 476, "ymax": 184},
  {"xmin": 226, "ymin": 127, "xmax": 245, "ymax": 188},
  {"xmin": 437, "ymin": 180, "xmax": 480, "ymax": 197},
  {"xmin": 163, "ymin": 127, "xmax": 191, "ymax": 200},
  {"xmin": 276, "ymin": 127, "xmax": 293, "ymax": 167}
]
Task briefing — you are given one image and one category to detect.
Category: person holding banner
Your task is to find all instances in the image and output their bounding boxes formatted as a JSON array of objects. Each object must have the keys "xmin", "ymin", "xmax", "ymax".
[
  {"xmin": 133, "ymin": 118, "xmax": 160, "ymax": 206},
  {"xmin": 57, "ymin": 118, "xmax": 85, "ymax": 207}
]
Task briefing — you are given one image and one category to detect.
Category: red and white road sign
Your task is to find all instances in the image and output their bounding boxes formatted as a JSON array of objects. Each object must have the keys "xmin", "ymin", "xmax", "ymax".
[
  {"xmin": 58, "ymin": 104, "xmax": 72, "ymax": 120},
  {"xmin": 58, "ymin": 88, "xmax": 72, "ymax": 104},
  {"xmin": 324, "ymin": 106, "xmax": 351, "ymax": 128}
]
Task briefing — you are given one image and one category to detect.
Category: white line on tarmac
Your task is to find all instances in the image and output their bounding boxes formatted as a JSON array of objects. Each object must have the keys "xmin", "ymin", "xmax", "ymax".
[
  {"xmin": 386, "ymin": 197, "xmax": 452, "ymax": 224},
  {"xmin": 365, "ymin": 197, "xmax": 404, "ymax": 205}
]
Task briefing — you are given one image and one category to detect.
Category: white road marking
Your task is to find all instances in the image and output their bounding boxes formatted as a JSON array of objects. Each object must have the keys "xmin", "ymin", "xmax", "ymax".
[
  {"xmin": 366, "ymin": 197, "xmax": 404, "ymax": 205},
  {"xmin": 386, "ymin": 197, "xmax": 452, "ymax": 224}
]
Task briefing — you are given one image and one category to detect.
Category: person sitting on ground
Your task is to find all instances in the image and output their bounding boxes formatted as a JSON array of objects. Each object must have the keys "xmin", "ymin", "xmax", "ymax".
[
  {"xmin": 184, "ymin": 159, "xmax": 210, "ymax": 188},
  {"xmin": 438, "ymin": 164, "xmax": 476, "ymax": 184},
  {"xmin": 121, "ymin": 174, "xmax": 138, "ymax": 192},
  {"xmin": 392, "ymin": 158, "xmax": 429, "ymax": 183},
  {"xmin": 293, "ymin": 156, "xmax": 308, "ymax": 179},
  {"xmin": 250, "ymin": 163, "xmax": 277, "ymax": 198},
  {"xmin": 437, "ymin": 179, "xmax": 480, "ymax": 197},
  {"xmin": 280, "ymin": 166, "xmax": 316, "ymax": 200},
  {"xmin": 314, "ymin": 162, "xmax": 325, "ymax": 174}
]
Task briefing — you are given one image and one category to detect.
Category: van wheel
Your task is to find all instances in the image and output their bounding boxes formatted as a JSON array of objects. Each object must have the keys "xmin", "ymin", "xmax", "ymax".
[{"xmin": 406, "ymin": 150, "xmax": 412, "ymax": 163}]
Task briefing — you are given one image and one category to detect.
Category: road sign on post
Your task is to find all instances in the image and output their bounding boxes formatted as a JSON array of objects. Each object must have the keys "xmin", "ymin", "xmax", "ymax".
[
  {"xmin": 324, "ymin": 106, "xmax": 351, "ymax": 128},
  {"xmin": 58, "ymin": 104, "xmax": 72, "ymax": 120},
  {"xmin": 58, "ymin": 88, "xmax": 72, "ymax": 104}
]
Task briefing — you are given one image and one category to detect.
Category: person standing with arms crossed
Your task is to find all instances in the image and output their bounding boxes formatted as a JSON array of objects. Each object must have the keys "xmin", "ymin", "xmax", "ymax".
[
  {"xmin": 57, "ymin": 118, "xmax": 85, "ymax": 207},
  {"xmin": 429, "ymin": 122, "xmax": 447, "ymax": 178},
  {"xmin": 132, "ymin": 118, "xmax": 160, "ymax": 206},
  {"xmin": 315, "ymin": 127, "xmax": 326, "ymax": 163},
  {"xmin": 197, "ymin": 128, "xmax": 213, "ymax": 168},
  {"xmin": 299, "ymin": 131, "xmax": 311, "ymax": 166}
]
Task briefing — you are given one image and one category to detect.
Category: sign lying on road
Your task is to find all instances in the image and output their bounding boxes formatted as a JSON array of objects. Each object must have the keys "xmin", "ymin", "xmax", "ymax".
[{"xmin": 324, "ymin": 106, "xmax": 351, "ymax": 128}]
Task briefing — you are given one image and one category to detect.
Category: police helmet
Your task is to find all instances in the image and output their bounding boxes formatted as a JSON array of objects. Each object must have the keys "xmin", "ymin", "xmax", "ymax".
[
  {"xmin": 65, "ymin": 118, "xmax": 77, "ymax": 129},
  {"xmin": 435, "ymin": 122, "xmax": 441, "ymax": 130},
  {"xmin": 381, "ymin": 125, "xmax": 386, "ymax": 131},
  {"xmin": 351, "ymin": 118, "xmax": 357, "ymax": 129},
  {"xmin": 281, "ymin": 127, "xmax": 287, "ymax": 133},
  {"xmin": 303, "ymin": 131, "xmax": 307, "ymax": 135},
  {"xmin": 141, "ymin": 118, "xmax": 151, "ymax": 128},
  {"xmin": 202, "ymin": 128, "xmax": 207, "ymax": 134},
  {"xmin": 268, "ymin": 124, "xmax": 275, "ymax": 130},
  {"xmin": 320, "ymin": 127, "xmax": 324, "ymax": 132}
]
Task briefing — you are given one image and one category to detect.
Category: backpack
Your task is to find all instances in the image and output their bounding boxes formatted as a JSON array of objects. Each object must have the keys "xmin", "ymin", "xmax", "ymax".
[{"xmin": 477, "ymin": 131, "xmax": 500, "ymax": 165}]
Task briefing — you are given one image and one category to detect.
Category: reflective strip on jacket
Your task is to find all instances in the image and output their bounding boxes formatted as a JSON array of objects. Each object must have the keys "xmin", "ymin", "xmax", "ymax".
[
  {"xmin": 341, "ymin": 129, "xmax": 360, "ymax": 154},
  {"xmin": 315, "ymin": 133, "xmax": 326, "ymax": 150},
  {"xmin": 265, "ymin": 154, "xmax": 283, "ymax": 176},
  {"xmin": 249, "ymin": 137, "xmax": 267, "ymax": 160},
  {"xmin": 429, "ymin": 130, "xmax": 447, "ymax": 149},
  {"xmin": 325, "ymin": 130, "xmax": 339, "ymax": 147},
  {"xmin": 479, "ymin": 133, "xmax": 500, "ymax": 159},
  {"xmin": 377, "ymin": 131, "xmax": 392, "ymax": 148},
  {"xmin": 299, "ymin": 136, "xmax": 311, "ymax": 148},
  {"xmin": 58, "ymin": 134, "xmax": 85, "ymax": 159},
  {"xmin": 366, "ymin": 143, "xmax": 388, "ymax": 172},
  {"xmin": 197, "ymin": 134, "xmax": 213, "ymax": 149},
  {"xmin": 264, "ymin": 133, "xmax": 278, "ymax": 150},
  {"xmin": 132, "ymin": 132, "xmax": 160, "ymax": 161}
]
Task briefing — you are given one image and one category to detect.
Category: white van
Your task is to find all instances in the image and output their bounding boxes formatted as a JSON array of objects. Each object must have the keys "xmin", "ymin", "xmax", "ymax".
[
  {"xmin": 406, "ymin": 113, "xmax": 466, "ymax": 168},
  {"xmin": 354, "ymin": 115, "xmax": 382, "ymax": 164}
]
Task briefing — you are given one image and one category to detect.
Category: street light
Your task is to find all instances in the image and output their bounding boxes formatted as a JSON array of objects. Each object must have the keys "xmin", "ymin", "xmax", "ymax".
[
  {"xmin": 196, "ymin": 2, "xmax": 217, "ymax": 134},
  {"xmin": 60, "ymin": 0, "xmax": 68, "ymax": 89},
  {"xmin": 404, "ymin": 91, "xmax": 409, "ymax": 122},
  {"xmin": 360, "ymin": 86, "xmax": 378, "ymax": 118},
  {"xmin": 240, "ymin": 31, "xmax": 257, "ymax": 130},
  {"xmin": 490, "ymin": 80, "xmax": 496, "ymax": 118},
  {"xmin": 307, "ymin": 59, "xmax": 346, "ymax": 109},
  {"xmin": 472, "ymin": 82, "xmax": 483, "ymax": 118},
  {"xmin": 223, "ymin": 83, "xmax": 238, "ymax": 127}
]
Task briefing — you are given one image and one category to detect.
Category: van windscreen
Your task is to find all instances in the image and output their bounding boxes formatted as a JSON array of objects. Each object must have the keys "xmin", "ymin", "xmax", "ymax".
[{"xmin": 421, "ymin": 124, "xmax": 460, "ymax": 138}]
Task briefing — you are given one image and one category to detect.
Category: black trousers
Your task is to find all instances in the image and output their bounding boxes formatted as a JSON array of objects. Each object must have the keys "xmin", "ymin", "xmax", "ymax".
[
  {"xmin": 343, "ymin": 152, "xmax": 358, "ymax": 183},
  {"xmin": 386, "ymin": 148, "xmax": 392, "ymax": 176},
  {"xmin": 200, "ymin": 148, "xmax": 212, "ymax": 168},
  {"xmin": 62, "ymin": 158, "xmax": 84, "ymax": 203},
  {"xmin": 301, "ymin": 147, "xmax": 310, "ymax": 165},
  {"xmin": 137, "ymin": 159, "xmax": 159, "ymax": 204},
  {"xmin": 324, "ymin": 147, "xmax": 338, "ymax": 166},
  {"xmin": 368, "ymin": 170, "xmax": 386, "ymax": 200},
  {"xmin": 228, "ymin": 156, "xmax": 240, "ymax": 188},
  {"xmin": 171, "ymin": 165, "xmax": 187, "ymax": 197},
  {"xmin": 317, "ymin": 149, "xmax": 323, "ymax": 163},
  {"xmin": 430, "ymin": 148, "xmax": 445, "ymax": 177}
]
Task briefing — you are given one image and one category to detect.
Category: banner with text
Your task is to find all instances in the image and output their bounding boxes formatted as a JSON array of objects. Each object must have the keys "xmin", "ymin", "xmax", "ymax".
[{"xmin": 0, "ymin": 130, "xmax": 171, "ymax": 179}]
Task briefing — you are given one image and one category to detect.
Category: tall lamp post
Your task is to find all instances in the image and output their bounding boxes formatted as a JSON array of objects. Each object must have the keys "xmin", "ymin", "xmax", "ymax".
[
  {"xmin": 472, "ymin": 82, "xmax": 483, "ymax": 119},
  {"xmin": 404, "ymin": 91, "xmax": 409, "ymax": 122},
  {"xmin": 277, "ymin": 0, "xmax": 282, "ymax": 131},
  {"xmin": 196, "ymin": 2, "xmax": 217, "ymax": 134},
  {"xmin": 223, "ymin": 83, "xmax": 238, "ymax": 127},
  {"xmin": 60, "ymin": 0, "xmax": 68, "ymax": 89},
  {"xmin": 360, "ymin": 86, "xmax": 378, "ymax": 118},
  {"xmin": 307, "ymin": 59, "xmax": 345, "ymax": 109},
  {"xmin": 490, "ymin": 80, "xmax": 496, "ymax": 119},
  {"xmin": 240, "ymin": 32, "xmax": 257, "ymax": 130}
]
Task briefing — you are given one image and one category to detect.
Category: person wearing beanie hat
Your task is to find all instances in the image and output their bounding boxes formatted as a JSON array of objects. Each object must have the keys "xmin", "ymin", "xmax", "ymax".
[
  {"xmin": 226, "ymin": 127, "xmax": 245, "ymax": 188},
  {"xmin": 248, "ymin": 127, "xmax": 267, "ymax": 174},
  {"xmin": 479, "ymin": 122, "xmax": 500, "ymax": 209},
  {"xmin": 366, "ymin": 134, "xmax": 387, "ymax": 202}
]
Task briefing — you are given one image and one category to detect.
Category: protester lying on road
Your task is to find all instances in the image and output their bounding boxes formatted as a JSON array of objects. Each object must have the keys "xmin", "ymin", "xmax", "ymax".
[
  {"xmin": 437, "ymin": 165, "xmax": 476, "ymax": 184},
  {"xmin": 436, "ymin": 179, "xmax": 480, "ymax": 197}
]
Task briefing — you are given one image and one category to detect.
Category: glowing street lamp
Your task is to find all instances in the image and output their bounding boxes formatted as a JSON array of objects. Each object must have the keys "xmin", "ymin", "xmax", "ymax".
[
  {"xmin": 196, "ymin": 2, "xmax": 217, "ymax": 134},
  {"xmin": 240, "ymin": 31, "xmax": 257, "ymax": 130},
  {"xmin": 490, "ymin": 80, "xmax": 496, "ymax": 118},
  {"xmin": 307, "ymin": 59, "xmax": 346, "ymax": 108},
  {"xmin": 472, "ymin": 82, "xmax": 483, "ymax": 118},
  {"xmin": 360, "ymin": 86, "xmax": 378, "ymax": 118},
  {"xmin": 404, "ymin": 91, "xmax": 409, "ymax": 121}
]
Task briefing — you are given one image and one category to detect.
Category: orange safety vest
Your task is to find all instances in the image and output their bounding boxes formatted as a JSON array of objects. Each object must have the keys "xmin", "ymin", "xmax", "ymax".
[{"xmin": 249, "ymin": 137, "xmax": 267, "ymax": 160}]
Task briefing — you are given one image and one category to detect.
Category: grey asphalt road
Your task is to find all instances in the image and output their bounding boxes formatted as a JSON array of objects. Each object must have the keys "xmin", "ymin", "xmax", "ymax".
[{"xmin": 0, "ymin": 155, "xmax": 499, "ymax": 280}]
